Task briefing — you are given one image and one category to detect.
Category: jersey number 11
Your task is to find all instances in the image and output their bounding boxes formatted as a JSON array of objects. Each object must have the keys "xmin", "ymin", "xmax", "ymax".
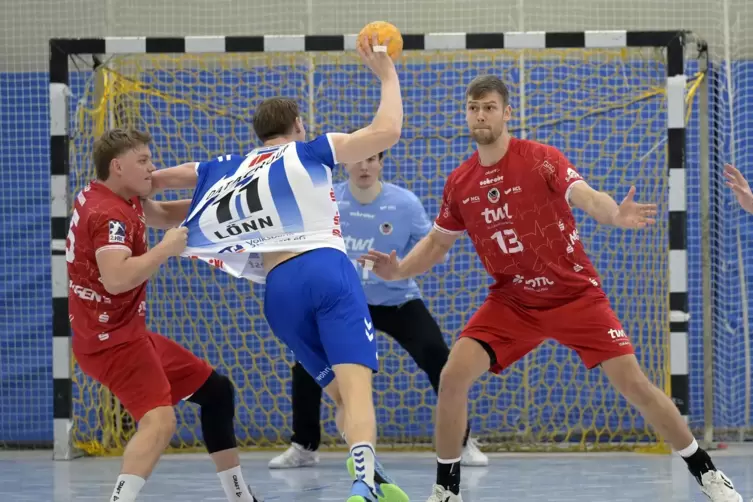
[{"xmin": 212, "ymin": 177, "xmax": 263, "ymax": 224}]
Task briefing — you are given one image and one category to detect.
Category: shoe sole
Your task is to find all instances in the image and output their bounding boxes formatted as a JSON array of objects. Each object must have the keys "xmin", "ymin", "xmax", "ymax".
[
  {"xmin": 346, "ymin": 457, "xmax": 410, "ymax": 502},
  {"xmin": 460, "ymin": 460, "xmax": 489, "ymax": 467},
  {"xmin": 268, "ymin": 462, "xmax": 318, "ymax": 469}
]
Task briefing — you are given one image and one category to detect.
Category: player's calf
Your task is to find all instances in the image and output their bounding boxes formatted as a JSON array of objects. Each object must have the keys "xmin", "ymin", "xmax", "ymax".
[
  {"xmin": 433, "ymin": 338, "xmax": 491, "ymax": 498},
  {"xmin": 329, "ymin": 364, "xmax": 377, "ymax": 485},
  {"xmin": 188, "ymin": 370, "xmax": 261, "ymax": 502},
  {"xmin": 327, "ymin": 366, "xmax": 408, "ymax": 502},
  {"xmin": 112, "ymin": 405, "xmax": 176, "ymax": 502},
  {"xmin": 602, "ymin": 354, "xmax": 743, "ymax": 502}
]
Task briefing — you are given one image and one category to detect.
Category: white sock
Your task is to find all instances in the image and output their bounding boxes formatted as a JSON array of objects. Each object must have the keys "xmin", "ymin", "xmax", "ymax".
[
  {"xmin": 350, "ymin": 442, "xmax": 376, "ymax": 490},
  {"xmin": 677, "ymin": 438, "xmax": 699, "ymax": 458},
  {"xmin": 218, "ymin": 465, "xmax": 256, "ymax": 502},
  {"xmin": 110, "ymin": 474, "xmax": 145, "ymax": 502}
]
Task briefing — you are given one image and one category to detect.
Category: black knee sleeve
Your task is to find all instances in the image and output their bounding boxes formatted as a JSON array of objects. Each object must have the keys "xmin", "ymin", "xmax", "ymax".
[{"xmin": 188, "ymin": 370, "xmax": 237, "ymax": 454}]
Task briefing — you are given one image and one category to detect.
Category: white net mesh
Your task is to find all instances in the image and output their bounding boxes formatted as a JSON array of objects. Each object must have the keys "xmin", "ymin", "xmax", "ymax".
[{"xmin": 1, "ymin": 0, "xmax": 752, "ymax": 447}]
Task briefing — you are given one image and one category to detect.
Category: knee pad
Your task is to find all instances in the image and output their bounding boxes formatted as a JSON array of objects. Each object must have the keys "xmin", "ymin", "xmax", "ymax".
[{"xmin": 188, "ymin": 371, "xmax": 237, "ymax": 453}]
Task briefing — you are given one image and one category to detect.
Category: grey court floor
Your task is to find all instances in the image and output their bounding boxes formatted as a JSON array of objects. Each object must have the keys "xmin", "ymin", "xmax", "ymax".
[{"xmin": 2, "ymin": 447, "xmax": 753, "ymax": 501}]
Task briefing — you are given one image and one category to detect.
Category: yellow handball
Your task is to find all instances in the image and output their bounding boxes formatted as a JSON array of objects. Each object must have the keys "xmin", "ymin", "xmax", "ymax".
[{"xmin": 357, "ymin": 21, "xmax": 403, "ymax": 61}]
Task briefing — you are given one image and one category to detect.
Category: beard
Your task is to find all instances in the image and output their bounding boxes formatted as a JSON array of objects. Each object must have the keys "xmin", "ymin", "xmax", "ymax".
[{"xmin": 470, "ymin": 127, "xmax": 501, "ymax": 145}]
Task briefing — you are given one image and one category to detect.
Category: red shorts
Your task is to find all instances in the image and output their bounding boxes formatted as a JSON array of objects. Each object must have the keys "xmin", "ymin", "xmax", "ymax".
[
  {"xmin": 460, "ymin": 293, "xmax": 634, "ymax": 373},
  {"xmin": 74, "ymin": 331, "xmax": 213, "ymax": 421}
]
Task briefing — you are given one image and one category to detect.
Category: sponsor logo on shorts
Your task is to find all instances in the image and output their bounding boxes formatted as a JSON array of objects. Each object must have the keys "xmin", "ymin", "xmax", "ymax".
[
  {"xmin": 108, "ymin": 220, "xmax": 126, "ymax": 244},
  {"xmin": 315, "ymin": 367, "xmax": 332, "ymax": 382},
  {"xmin": 608, "ymin": 329, "xmax": 626, "ymax": 339},
  {"xmin": 608, "ymin": 328, "xmax": 630, "ymax": 346},
  {"xmin": 98, "ymin": 333, "xmax": 109, "ymax": 341}
]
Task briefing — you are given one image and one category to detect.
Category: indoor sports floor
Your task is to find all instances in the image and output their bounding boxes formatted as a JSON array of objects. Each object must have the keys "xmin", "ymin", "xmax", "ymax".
[{"xmin": 4, "ymin": 447, "xmax": 753, "ymax": 501}]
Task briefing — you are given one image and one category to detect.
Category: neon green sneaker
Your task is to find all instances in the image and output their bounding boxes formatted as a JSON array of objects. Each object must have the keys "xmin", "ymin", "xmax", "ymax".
[{"xmin": 346, "ymin": 456, "xmax": 410, "ymax": 502}]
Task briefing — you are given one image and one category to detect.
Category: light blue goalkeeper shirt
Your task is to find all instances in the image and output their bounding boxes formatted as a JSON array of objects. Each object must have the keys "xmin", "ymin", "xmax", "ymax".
[{"xmin": 334, "ymin": 182, "xmax": 432, "ymax": 306}]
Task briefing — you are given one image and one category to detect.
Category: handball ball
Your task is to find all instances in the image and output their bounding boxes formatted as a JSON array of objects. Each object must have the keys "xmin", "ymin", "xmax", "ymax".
[{"xmin": 358, "ymin": 21, "xmax": 403, "ymax": 61}]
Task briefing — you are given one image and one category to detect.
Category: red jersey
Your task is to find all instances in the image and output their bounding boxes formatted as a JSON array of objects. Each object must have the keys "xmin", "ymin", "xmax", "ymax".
[
  {"xmin": 435, "ymin": 138, "xmax": 603, "ymax": 308},
  {"xmin": 66, "ymin": 181, "xmax": 148, "ymax": 354}
]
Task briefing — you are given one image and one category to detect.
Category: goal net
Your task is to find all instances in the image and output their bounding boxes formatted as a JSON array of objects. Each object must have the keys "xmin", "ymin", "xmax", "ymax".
[{"xmin": 64, "ymin": 38, "xmax": 687, "ymax": 454}]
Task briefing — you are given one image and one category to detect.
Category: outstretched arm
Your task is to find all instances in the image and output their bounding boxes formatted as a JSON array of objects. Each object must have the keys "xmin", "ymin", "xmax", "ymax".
[
  {"xmin": 359, "ymin": 228, "xmax": 458, "ymax": 281},
  {"xmin": 149, "ymin": 163, "xmax": 198, "ymax": 195},
  {"xmin": 142, "ymin": 199, "xmax": 192, "ymax": 229},
  {"xmin": 328, "ymin": 35, "xmax": 403, "ymax": 164},
  {"xmin": 724, "ymin": 163, "xmax": 753, "ymax": 214},
  {"xmin": 569, "ymin": 182, "xmax": 657, "ymax": 229}
]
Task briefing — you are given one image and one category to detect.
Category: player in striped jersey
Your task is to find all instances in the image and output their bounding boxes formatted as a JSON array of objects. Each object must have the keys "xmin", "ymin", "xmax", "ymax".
[{"xmin": 150, "ymin": 37, "xmax": 407, "ymax": 502}]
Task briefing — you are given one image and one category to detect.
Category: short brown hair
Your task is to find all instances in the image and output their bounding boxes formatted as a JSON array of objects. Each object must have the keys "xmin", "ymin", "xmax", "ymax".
[
  {"xmin": 92, "ymin": 128, "xmax": 152, "ymax": 180},
  {"xmin": 466, "ymin": 75, "xmax": 509, "ymax": 105},
  {"xmin": 253, "ymin": 97, "xmax": 300, "ymax": 142}
]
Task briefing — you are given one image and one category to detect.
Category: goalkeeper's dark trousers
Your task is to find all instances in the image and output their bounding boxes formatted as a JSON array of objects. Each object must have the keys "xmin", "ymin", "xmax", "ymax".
[{"xmin": 289, "ymin": 298, "xmax": 471, "ymax": 451}]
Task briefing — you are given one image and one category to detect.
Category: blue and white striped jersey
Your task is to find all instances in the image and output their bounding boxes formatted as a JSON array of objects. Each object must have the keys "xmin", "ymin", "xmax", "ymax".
[{"xmin": 180, "ymin": 133, "xmax": 346, "ymax": 283}]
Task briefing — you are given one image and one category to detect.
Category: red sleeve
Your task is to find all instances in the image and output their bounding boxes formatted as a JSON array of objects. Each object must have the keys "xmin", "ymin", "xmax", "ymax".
[
  {"xmin": 89, "ymin": 208, "xmax": 135, "ymax": 257},
  {"xmin": 434, "ymin": 172, "xmax": 465, "ymax": 234},
  {"xmin": 541, "ymin": 146, "xmax": 585, "ymax": 203}
]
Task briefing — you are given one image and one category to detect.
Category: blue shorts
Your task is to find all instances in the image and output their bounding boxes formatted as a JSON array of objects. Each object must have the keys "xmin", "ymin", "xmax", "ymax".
[{"xmin": 263, "ymin": 247, "xmax": 378, "ymax": 387}]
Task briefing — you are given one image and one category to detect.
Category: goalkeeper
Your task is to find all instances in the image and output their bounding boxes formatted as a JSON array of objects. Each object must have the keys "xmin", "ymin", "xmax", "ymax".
[{"xmin": 268, "ymin": 147, "xmax": 488, "ymax": 470}]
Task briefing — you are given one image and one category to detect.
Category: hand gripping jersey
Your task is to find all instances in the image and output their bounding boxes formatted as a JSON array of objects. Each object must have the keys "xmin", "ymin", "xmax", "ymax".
[{"xmin": 181, "ymin": 134, "xmax": 346, "ymax": 283}]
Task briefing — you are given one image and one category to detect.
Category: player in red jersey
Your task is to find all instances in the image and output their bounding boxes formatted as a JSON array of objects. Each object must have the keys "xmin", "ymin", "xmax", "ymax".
[
  {"xmin": 361, "ymin": 76, "xmax": 743, "ymax": 502},
  {"xmin": 67, "ymin": 129, "xmax": 261, "ymax": 502}
]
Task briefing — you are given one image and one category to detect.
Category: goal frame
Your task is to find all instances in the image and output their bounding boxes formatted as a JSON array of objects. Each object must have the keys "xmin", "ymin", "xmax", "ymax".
[{"xmin": 49, "ymin": 30, "xmax": 692, "ymax": 460}]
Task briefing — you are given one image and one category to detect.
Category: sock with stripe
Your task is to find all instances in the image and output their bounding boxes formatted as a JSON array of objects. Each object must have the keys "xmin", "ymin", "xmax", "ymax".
[{"xmin": 350, "ymin": 442, "xmax": 376, "ymax": 491}]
